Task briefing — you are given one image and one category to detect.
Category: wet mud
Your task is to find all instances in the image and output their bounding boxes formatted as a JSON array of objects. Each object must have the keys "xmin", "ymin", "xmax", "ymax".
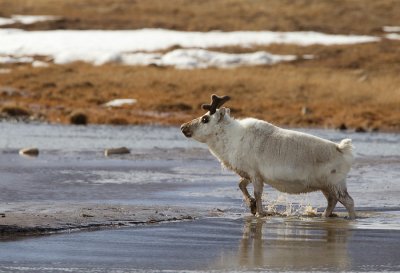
[{"xmin": 0, "ymin": 203, "xmax": 197, "ymax": 237}]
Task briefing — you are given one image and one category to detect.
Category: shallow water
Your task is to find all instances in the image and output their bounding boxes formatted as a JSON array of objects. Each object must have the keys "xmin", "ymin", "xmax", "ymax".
[
  {"xmin": 0, "ymin": 122, "xmax": 399, "ymax": 272},
  {"xmin": 1, "ymin": 217, "xmax": 399, "ymax": 273}
]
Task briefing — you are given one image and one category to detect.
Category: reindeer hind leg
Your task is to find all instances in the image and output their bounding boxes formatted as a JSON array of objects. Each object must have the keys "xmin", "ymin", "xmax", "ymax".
[
  {"xmin": 322, "ymin": 189, "xmax": 338, "ymax": 217},
  {"xmin": 337, "ymin": 189, "xmax": 356, "ymax": 220}
]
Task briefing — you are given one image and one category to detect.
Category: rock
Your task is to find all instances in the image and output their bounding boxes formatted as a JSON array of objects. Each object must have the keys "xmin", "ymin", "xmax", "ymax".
[
  {"xmin": 355, "ymin": 126, "xmax": 367, "ymax": 133},
  {"xmin": 301, "ymin": 106, "xmax": 312, "ymax": 116},
  {"xmin": 1, "ymin": 106, "xmax": 30, "ymax": 117},
  {"xmin": 81, "ymin": 213, "xmax": 94, "ymax": 218},
  {"xmin": 19, "ymin": 147, "xmax": 39, "ymax": 156},
  {"xmin": 69, "ymin": 112, "xmax": 88, "ymax": 125},
  {"xmin": 104, "ymin": 147, "xmax": 130, "ymax": 156},
  {"xmin": 337, "ymin": 123, "xmax": 347, "ymax": 130},
  {"xmin": 358, "ymin": 74, "xmax": 368, "ymax": 82}
]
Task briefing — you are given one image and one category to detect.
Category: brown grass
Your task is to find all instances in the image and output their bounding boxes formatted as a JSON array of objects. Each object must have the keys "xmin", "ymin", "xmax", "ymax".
[
  {"xmin": 0, "ymin": 0, "xmax": 399, "ymax": 34},
  {"xmin": 1, "ymin": 42, "xmax": 399, "ymax": 131}
]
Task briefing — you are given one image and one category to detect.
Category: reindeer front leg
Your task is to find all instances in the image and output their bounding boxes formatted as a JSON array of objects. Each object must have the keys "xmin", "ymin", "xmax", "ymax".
[
  {"xmin": 253, "ymin": 179, "xmax": 267, "ymax": 217},
  {"xmin": 238, "ymin": 178, "xmax": 256, "ymax": 215}
]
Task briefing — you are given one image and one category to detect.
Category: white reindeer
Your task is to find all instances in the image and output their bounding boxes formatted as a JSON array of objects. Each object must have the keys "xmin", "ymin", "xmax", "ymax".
[{"xmin": 181, "ymin": 94, "xmax": 356, "ymax": 219}]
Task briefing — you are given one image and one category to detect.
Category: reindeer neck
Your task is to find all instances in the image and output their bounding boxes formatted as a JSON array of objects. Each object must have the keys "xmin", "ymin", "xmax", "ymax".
[{"xmin": 206, "ymin": 118, "xmax": 242, "ymax": 162}]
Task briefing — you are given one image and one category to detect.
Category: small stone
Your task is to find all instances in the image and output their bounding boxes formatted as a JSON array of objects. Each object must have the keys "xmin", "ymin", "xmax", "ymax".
[
  {"xmin": 301, "ymin": 106, "xmax": 312, "ymax": 116},
  {"xmin": 104, "ymin": 147, "xmax": 130, "ymax": 156},
  {"xmin": 19, "ymin": 147, "xmax": 39, "ymax": 156},
  {"xmin": 69, "ymin": 112, "xmax": 88, "ymax": 125},
  {"xmin": 337, "ymin": 123, "xmax": 347, "ymax": 130},
  {"xmin": 81, "ymin": 213, "xmax": 94, "ymax": 218},
  {"xmin": 355, "ymin": 126, "xmax": 367, "ymax": 133},
  {"xmin": 358, "ymin": 75, "xmax": 368, "ymax": 82},
  {"xmin": 1, "ymin": 106, "xmax": 30, "ymax": 117}
]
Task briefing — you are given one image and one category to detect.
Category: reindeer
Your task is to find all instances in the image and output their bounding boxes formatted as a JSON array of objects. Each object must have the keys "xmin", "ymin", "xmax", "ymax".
[{"xmin": 181, "ymin": 94, "xmax": 356, "ymax": 219}]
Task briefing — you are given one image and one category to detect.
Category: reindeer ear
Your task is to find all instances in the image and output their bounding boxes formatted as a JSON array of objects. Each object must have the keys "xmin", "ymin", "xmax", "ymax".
[
  {"xmin": 224, "ymin": 107, "xmax": 230, "ymax": 116},
  {"xmin": 217, "ymin": 107, "xmax": 229, "ymax": 122}
]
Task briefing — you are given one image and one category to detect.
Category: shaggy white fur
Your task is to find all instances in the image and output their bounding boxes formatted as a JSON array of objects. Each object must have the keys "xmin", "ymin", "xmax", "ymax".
[{"xmin": 181, "ymin": 107, "xmax": 356, "ymax": 219}]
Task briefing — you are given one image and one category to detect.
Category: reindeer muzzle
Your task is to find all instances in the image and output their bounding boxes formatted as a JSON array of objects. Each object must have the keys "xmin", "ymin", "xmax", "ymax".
[{"xmin": 180, "ymin": 123, "xmax": 192, "ymax": 138}]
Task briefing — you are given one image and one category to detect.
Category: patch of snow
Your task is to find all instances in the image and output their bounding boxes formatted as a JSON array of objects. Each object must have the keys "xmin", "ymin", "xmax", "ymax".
[
  {"xmin": 11, "ymin": 15, "xmax": 59, "ymax": 25},
  {"xmin": 0, "ymin": 55, "xmax": 33, "ymax": 63},
  {"xmin": 383, "ymin": 26, "xmax": 400, "ymax": 33},
  {"xmin": 0, "ymin": 29, "xmax": 379, "ymax": 66},
  {"xmin": 32, "ymin": 60, "xmax": 49, "ymax": 67},
  {"xmin": 0, "ymin": 15, "xmax": 59, "ymax": 26},
  {"xmin": 0, "ymin": 29, "xmax": 381, "ymax": 68},
  {"xmin": 104, "ymin": 99, "xmax": 137, "ymax": 107},
  {"xmin": 0, "ymin": 17, "xmax": 15, "ymax": 26},
  {"xmin": 120, "ymin": 52, "xmax": 161, "ymax": 66},
  {"xmin": 302, "ymin": 54, "xmax": 314, "ymax": 60},
  {"xmin": 385, "ymin": 33, "xmax": 400, "ymax": 40},
  {"xmin": 122, "ymin": 49, "xmax": 296, "ymax": 69}
]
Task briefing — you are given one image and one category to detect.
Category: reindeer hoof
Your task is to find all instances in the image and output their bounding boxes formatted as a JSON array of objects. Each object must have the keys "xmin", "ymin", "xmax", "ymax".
[
  {"xmin": 256, "ymin": 211, "xmax": 268, "ymax": 217},
  {"xmin": 323, "ymin": 212, "xmax": 338, "ymax": 218},
  {"xmin": 250, "ymin": 198, "xmax": 257, "ymax": 215}
]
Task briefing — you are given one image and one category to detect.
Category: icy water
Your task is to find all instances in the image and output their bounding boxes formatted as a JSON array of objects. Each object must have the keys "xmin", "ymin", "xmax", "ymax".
[{"xmin": 0, "ymin": 122, "xmax": 399, "ymax": 272}]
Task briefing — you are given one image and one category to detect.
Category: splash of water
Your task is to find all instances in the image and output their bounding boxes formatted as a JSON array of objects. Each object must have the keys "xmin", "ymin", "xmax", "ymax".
[{"xmin": 265, "ymin": 193, "xmax": 319, "ymax": 217}]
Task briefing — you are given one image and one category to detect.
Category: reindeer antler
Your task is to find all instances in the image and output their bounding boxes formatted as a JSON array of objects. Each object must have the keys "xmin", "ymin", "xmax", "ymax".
[{"xmin": 202, "ymin": 94, "xmax": 230, "ymax": 115}]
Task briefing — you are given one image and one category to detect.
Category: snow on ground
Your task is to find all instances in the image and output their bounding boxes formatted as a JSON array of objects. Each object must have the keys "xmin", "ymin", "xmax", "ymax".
[
  {"xmin": 0, "ymin": 17, "xmax": 15, "ymax": 26},
  {"xmin": 383, "ymin": 26, "xmax": 400, "ymax": 33},
  {"xmin": 0, "ymin": 15, "xmax": 59, "ymax": 26},
  {"xmin": 31, "ymin": 60, "xmax": 49, "ymax": 67},
  {"xmin": 121, "ymin": 49, "xmax": 297, "ymax": 69},
  {"xmin": 386, "ymin": 33, "xmax": 400, "ymax": 40},
  {"xmin": 0, "ymin": 28, "xmax": 380, "ymax": 68},
  {"xmin": 383, "ymin": 26, "xmax": 400, "ymax": 40},
  {"xmin": 103, "ymin": 99, "xmax": 137, "ymax": 107},
  {"xmin": 0, "ymin": 55, "xmax": 34, "ymax": 64}
]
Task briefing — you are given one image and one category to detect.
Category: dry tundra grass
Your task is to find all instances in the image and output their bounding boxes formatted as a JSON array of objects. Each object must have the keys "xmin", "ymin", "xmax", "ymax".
[
  {"xmin": 0, "ymin": 0, "xmax": 399, "ymax": 131},
  {"xmin": 1, "ymin": 0, "xmax": 400, "ymax": 34}
]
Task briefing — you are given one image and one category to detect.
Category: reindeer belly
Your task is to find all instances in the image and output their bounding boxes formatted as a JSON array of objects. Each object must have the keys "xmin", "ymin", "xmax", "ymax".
[
  {"xmin": 260, "ymin": 166, "xmax": 322, "ymax": 194},
  {"xmin": 265, "ymin": 179, "xmax": 320, "ymax": 194}
]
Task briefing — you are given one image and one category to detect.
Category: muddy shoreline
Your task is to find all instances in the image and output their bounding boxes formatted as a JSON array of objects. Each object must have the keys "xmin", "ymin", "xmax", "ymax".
[{"xmin": 0, "ymin": 203, "xmax": 198, "ymax": 237}]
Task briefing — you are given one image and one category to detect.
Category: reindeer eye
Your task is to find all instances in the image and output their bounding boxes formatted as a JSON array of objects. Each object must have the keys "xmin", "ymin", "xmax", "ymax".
[{"xmin": 201, "ymin": 116, "xmax": 210, "ymax": 124}]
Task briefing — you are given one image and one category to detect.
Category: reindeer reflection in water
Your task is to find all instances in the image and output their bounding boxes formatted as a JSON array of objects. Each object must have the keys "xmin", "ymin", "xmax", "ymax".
[{"xmin": 216, "ymin": 218, "xmax": 352, "ymax": 271}]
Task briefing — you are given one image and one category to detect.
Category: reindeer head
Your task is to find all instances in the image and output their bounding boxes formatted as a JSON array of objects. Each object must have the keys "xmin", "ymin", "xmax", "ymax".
[{"xmin": 181, "ymin": 94, "xmax": 231, "ymax": 143}]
